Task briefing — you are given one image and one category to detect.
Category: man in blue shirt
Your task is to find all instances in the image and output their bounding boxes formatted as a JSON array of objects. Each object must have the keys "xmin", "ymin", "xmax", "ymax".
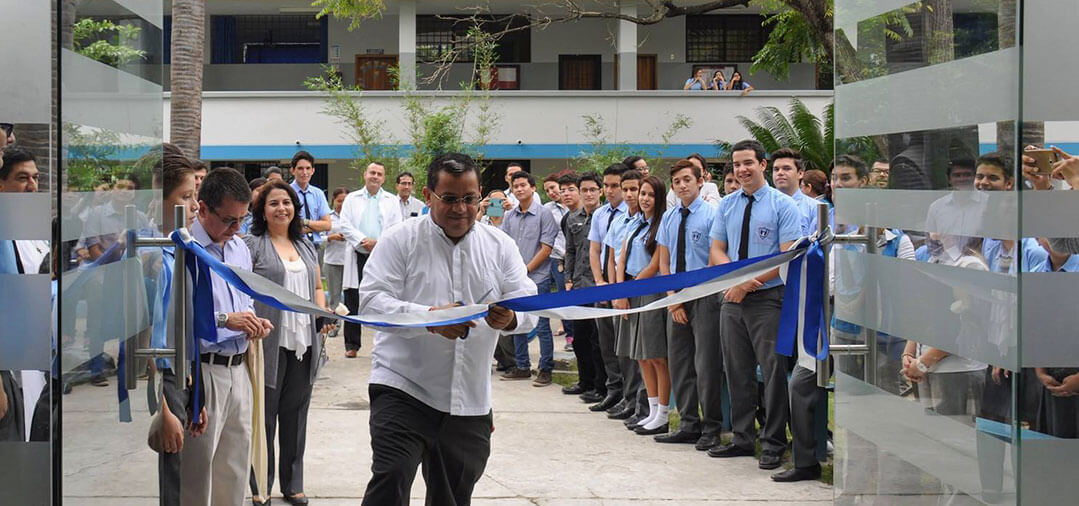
[
  {"xmin": 707, "ymin": 140, "xmax": 801, "ymax": 469},
  {"xmin": 500, "ymin": 172, "xmax": 560, "ymax": 386},
  {"xmin": 289, "ymin": 151, "xmax": 333, "ymax": 248},
  {"xmin": 180, "ymin": 168, "xmax": 273, "ymax": 506},
  {"xmin": 603, "ymin": 170, "xmax": 649, "ymax": 423},
  {"xmin": 770, "ymin": 148, "xmax": 818, "ymax": 236},
  {"xmin": 653, "ymin": 159, "xmax": 724, "ymax": 449},
  {"xmin": 586, "ymin": 163, "xmax": 630, "ymax": 413}
]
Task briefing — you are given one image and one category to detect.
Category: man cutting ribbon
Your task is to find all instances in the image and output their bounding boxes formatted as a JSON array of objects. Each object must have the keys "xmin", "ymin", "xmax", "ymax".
[{"xmin": 354, "ymin": 153, "xmax": 539, "ymax": 505}]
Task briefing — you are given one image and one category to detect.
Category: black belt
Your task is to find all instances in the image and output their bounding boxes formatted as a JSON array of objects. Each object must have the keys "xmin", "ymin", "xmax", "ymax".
[{"xmin": 199, "ymin": 352, "xmax": 246, "ymax": 367}]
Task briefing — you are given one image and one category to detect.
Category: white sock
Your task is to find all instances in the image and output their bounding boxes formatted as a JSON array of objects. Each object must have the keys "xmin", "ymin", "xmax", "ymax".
[
  {"xmin": 643, "ymin": 404, "xmax": 669, "ymax": 430},
  {"xmin": 638, "ymin": 397, "xmax": 659, "ymax": 426}
]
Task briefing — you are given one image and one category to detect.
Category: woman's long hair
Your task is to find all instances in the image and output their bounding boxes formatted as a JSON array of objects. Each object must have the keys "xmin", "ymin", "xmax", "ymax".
[
  {"xmin": 730, "ymin": 71, "xmax": 744, "ymax": 89},
  {"xmin": 250, "ymin": 179, "xmax": 305, "ymax": 242},
  {"xmin": 803, "ymin": 169, "xmax": 831, "ymax": 203},
  {"xmin": 641, "ymin": 176, "xmax": 667, "ymax": 256}
]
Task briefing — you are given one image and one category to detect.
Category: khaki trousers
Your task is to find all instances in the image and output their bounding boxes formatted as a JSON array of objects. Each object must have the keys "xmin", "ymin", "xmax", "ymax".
[{"xmin": 180, "ymin": 361, "xmax": 253, "ymax": 506}]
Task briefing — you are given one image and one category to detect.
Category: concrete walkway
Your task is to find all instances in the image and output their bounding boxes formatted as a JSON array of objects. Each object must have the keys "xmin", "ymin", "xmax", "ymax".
[{"xmin": 62, "ymin": 331, "xmax": 833, "ymax": 504}]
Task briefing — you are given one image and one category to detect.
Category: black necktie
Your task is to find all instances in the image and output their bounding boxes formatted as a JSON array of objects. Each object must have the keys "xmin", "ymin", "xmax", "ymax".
[
  {"xmin": 601, "ymin": 209, "xmax": 618, "ymax": 281},
  {"xmin": 623, "ymin": 219, "xmax": 650, "ymax": 269},
  {"xmin": 738, "ymin": 193, "xmax": 754, "ymax": 261},
  {"xmin": 675, "ymin": 207, "xmax": 690, "ymax": 273},
  {"xmin": 301, "ymin": 190, "xmax": 313, "ymax": 241},
  {"xmin": 12, "ymin": 242, "xmax": 23, "ymax": 274}
]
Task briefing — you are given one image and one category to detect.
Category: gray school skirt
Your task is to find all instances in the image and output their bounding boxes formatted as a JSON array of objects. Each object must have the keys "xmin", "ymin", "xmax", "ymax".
[{"xmin": 631, "ymin": 292, "xmax": 668, "ymax": 360}]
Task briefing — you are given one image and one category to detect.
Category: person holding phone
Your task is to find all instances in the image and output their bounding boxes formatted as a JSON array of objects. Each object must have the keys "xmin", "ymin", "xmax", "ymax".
[
  {"xmin": 711, "ymin": 70, "xmax": 727, "ymax": 91},
  {"xmin": 478, "ymin": 189, "xmax": 510, "ymax": 227},
  {"xmin": 683, "ymin": 69, "xmax": 709, "ymax": 90}
]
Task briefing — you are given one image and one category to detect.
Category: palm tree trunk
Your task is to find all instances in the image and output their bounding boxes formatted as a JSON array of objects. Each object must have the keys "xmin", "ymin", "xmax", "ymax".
[
  {"xmin": 169, "ymin": 0, "xmax": 205, "ymax": 159},
  {"xmin": 996, "ymin": 0, "xmax": 1045, "ymax": 156}
]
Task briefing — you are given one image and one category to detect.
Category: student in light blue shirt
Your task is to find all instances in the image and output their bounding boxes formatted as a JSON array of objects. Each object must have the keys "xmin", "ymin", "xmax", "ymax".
[
  {"xmin": 615, "ymin": 176, "xmax": 671, "ymax": 435},
  {"xmin": 289, "ymin": 151, "xmax": 332, "ymax": 246},
  {"xmin": 707, "ymin": 140, "xmax": 801, "ymax": 469},
  {"xmin": 586, "ymin": 163, "xmax": 630, "ymax": 412},
  {"xmin": 652, "ymin": 159, "xmax": 724, "ymax": 447},
  {"xmin": 604, "ymin": 169, "xmax": 647, "ymax": 421},
  {"xmin": 770, "ymin": 148, "xmax": 819, "ymax": 236}
]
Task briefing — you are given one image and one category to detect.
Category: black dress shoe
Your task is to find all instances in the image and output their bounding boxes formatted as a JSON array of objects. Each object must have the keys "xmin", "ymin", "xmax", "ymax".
[
  {"xmin": 606, "ymin": 398, "xmax": 629, "ymax": 415},
  {"xmin": 624, "ymin": 414, "xmax": 644, "ymax": 430},
  {"xmin": 694, "ymin": 433, "xmax": 721, "ymax": 451},
  {"xmin": 589, "ymin": 394, "xmax": 622, "ymax": 412},
  {"xmin": 707, "ymin": 443, "xmax": 755, "ymax": 458},
  {"xmin": 252, "ymin": 499, "xmax": 271, "ymax": 506},
  {"xmin": 635, "ymin": 423, "xmax": 669, "ymax": 435},
  {"xmin": 758, "ymin": 452, "xmax": 784, "ymax": 470},
  {"xmin": 579, "ymin": 391, "xmax": 604, "ymax": 403},
  {"xmin": 654, "ymin": 430, "xmax": 702, "ymax": 444},
  {"xmin": 608, "ymin": 403, "xmax": 635, "ymax": 420},
  {"xmin": 772, "ymin": 464, "xmax": 821, "ymax": 482},
  {"xmin": 283, "ymin": 494, "xmax": 309, "ymax": 506},
  {"xmin": 562, "ymin": 383, "xmax": 587, "ymax": 395}
]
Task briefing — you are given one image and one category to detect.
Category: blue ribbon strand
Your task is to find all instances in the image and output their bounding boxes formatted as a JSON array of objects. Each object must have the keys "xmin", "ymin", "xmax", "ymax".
[{"xmin": 775, "ymin": 241, "xmax": 829, "ymax": 360}]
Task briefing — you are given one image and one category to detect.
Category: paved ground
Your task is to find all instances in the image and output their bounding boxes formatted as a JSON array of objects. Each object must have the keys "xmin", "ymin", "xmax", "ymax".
[{"xmin": 62, "ymin": 330, "xmax": 833, "ymax": 504}]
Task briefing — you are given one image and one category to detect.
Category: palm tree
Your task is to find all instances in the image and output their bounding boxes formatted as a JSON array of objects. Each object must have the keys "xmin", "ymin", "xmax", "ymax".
[
  {"xmin": 717, "ymin": 98, "xmax": 835, "ymax": 172},
  {"xmin": 170, "ymin": 0, "xmax": 205, "ymax": 159}
]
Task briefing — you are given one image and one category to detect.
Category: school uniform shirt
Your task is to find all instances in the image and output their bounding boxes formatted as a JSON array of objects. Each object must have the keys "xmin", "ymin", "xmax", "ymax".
[
  {"xmin": 623, "ymin": 214, "xmax": 655, "ymax": 278},
  {"xmin": 357, "ymin": 215, "xmax": 539, "ymax": 415},
  {"xmin": 657, "ymin": 196, "xmax": 716, "ymax": 273},
  {"xmin": 603, "ymin": 209, "xmax": 640, "ymax": 272},
  {"xmin": 588, "ymin": 201, "xmax": 629, "ymax": 280},
  {"xmin": 14, "ymin": 240, "xmax": 48, "ymax": 274},
  {"xmin": 924, "ymin": 190, "xmax": 988, "ymax": 259},
  {"xmin": 710, "ymin": 185, "xmax": 802, "ymax": 289},
  {"xmin": 543, "ymin": 201, "xmax": 569, "ymax": 260},
  {"xmin": 788, "ymin": 189, "xmax": 820, "ymax": 236},
  {"xmin": 397, "ymin": 195, "xmax": 426, "ymax": 221},
  {"xmin": 189, "ymin": 217, "xmax": 255, "ymax": 356},
  {"xmin": 339, "ymin": 187, "xmax": 403, "ymax": 289},
  {"xmin": 982, "ymin": 238, "xmax": 1049, "ymax": 274},
  {"xmin": 291, "ymin": 181, "xmax": 332, "ymax": 246}
]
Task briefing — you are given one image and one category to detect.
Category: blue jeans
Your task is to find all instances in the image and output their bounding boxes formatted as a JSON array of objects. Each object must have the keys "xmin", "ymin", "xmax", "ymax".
[
  {"xmin": 514, "ymin": 276, "xmax": 554, "ymax": 372},
  {"xmin": 548, "ymin": 258, "xmax": 572, "ymax": 337}
]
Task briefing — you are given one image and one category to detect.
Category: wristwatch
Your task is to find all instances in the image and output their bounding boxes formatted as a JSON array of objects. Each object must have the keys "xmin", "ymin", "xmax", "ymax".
[
  {"xmin": 916, "ymin": 359, "xmax": 929, "ymax": 373},
  {"xmin": 303, "ymin": 218, "xmax": 310, "ymax": 228},
  {"xmin": 216, "ymin": 312, "xmax": 229, "ymax": 328}
]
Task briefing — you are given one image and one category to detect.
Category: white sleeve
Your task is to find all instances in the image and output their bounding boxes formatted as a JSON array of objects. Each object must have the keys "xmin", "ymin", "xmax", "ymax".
[
  {"xmin": 355, "ymin": 227, "xmax": 432, "ymax": 337},
  {"xmin": 338, "ymin": 193, "xmax": 367, "ymax": 250}
]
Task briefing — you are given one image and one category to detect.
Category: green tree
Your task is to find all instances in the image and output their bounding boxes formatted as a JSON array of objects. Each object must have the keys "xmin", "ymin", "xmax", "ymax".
[
  {"xmin": 717, "ymin": 98, "xmax": 880, "ymax": 173},
  {"xmin": 575, "ymin": 114, "xmax": 693, "ymax": 173},
  {"xmin": 72, "ymin": 18, "xmax": 147, "ymax": 67}
]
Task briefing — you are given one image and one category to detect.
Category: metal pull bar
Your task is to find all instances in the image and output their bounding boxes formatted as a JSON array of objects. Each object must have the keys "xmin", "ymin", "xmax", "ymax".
[
  {"xmin": 816, "ymin": 202, "xmax": 832, "ymax": 388},
  {"xmin": 124, "ymin": 205, "xmax": 139, "ymax": 390},
  {"xmin": 173, "ymin": 205, "xmax": 188, "ymax": 382}
]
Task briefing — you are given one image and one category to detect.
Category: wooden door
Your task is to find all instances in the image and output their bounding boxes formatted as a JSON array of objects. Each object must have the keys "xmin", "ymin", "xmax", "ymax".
[
  {"xmin": 354, "ymin": 55, "xmax": 399, "ymax": 90},
  {"xmin": 559, "ymin": 55, "xmax": 602, "ymax": 90},
  {"xmin": 637, "ymin": 54, "xmax": 657, "ymax": 90}
]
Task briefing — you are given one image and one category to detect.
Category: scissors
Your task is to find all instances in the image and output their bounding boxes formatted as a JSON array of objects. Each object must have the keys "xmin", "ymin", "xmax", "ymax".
[{"xmin": 454, "ymin": 287, "xmax": 497, "ymax": 340}]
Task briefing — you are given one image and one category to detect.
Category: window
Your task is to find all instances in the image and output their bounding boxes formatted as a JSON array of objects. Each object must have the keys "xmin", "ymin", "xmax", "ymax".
[
  {"xmin": 416, "ymin": 15, "xmax": 530, "ymax": 63},
  {"xmin": 211, "ymin": 15, "xmax": 327, "ymax": 64},
  {"xmin": 686, "ymin": 15, "xmax": 770, "ymax": 63}
]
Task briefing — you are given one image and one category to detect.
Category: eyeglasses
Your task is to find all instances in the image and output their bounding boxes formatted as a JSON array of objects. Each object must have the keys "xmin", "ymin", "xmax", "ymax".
[
  {"xmin": 208, "ymin": 206, "xmax": 248, "ymax": 228},
  {"xmin": 0, "ymin": 123, "xmax": 13, "ymax": 137},
  {"xmin": 430, "ymin": 192, "xmax": 481, "ymax": 206}
]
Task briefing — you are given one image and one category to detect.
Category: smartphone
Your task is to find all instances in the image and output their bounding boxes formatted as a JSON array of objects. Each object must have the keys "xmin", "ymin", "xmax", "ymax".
[
  {"xmin": 1027, "ymin": 149, "xmax": 1060, "ymax": 175},
  {"xmin": 486, "ymin": 198, "xmax": 504, "ymax": 217}
]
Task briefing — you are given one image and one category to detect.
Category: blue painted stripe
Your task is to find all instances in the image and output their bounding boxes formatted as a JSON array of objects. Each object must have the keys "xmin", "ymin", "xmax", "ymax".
[{"xmin": 979, "ymin": 142, "xmax": 1079, "ymax": 155}]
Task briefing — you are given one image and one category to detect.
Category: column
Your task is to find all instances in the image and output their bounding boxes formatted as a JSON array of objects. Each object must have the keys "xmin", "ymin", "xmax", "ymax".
[
  {"xmin": 398, "ymin": 0, "xmax": 417, "ymax": 89},
  {"xmin": 617, "ymin": 0, "xmax": 638, "ymax": 91}
]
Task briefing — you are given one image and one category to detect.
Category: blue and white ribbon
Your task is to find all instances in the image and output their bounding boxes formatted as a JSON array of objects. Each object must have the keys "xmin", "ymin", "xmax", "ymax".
[{"xmin": 171, "ymin": 228, "xmax": 833, "ymax": 358}]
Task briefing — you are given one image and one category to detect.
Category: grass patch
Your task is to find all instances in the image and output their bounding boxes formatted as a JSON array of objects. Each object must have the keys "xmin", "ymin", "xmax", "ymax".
[{"xmin": 551, "ymin": 371, "xmax": 577, "ymax": 388}]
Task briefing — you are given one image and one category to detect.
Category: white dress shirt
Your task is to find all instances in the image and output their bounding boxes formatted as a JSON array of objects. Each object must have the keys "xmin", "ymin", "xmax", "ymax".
[
  {"xmin": 339, "ymin": 187, "xmax": 403, "ymax": 289},
  {"xmin": 15, "ymin": 240, "xmax": 49, "ymax": 274},
  {"xmin": 357, "ymin": 215, "xmax": 539, "ymax": 416},
  {"xmin": 397, "ymin": 195, "xmax": 426, "ymax": 221},
  {"xmin": 666, "ymin": 183, "xmax": 721, "ymax": 209}
]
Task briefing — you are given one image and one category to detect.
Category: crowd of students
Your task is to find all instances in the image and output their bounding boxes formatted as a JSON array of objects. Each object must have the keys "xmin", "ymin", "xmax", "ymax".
[{"xmin": 7, "ymin": 124, "xmax": 1079, "ymax": 503}]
